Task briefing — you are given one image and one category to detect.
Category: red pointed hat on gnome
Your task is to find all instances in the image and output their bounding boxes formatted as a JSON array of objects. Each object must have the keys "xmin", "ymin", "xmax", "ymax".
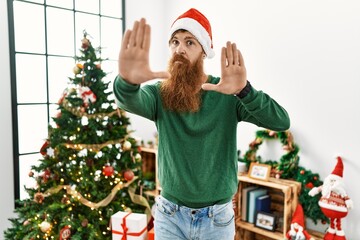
[
  {"xmin": 291, "ymin": 204, "xmax": 305, "ymax": 228},
  {"xmin": 169, "ymin": 8, "xmax": 215, "ymax": 59},
  {"xmin": 330, "ymin": 156, "xmax": 344, "ymax": 180}
]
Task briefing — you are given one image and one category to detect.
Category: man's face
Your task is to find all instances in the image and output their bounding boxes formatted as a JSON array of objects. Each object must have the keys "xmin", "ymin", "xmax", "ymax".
[{"xmin": 169, "ymin": 30, "xmax": 205, "ymax": 64}]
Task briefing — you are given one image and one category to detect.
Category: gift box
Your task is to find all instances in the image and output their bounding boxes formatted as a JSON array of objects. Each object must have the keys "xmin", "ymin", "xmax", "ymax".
[
  {"xmin": 148, "ymin": 227, "xmax": 154, "ymax": 240},
  {"xmin": 111, "ymin": 211, "xmax": 148, "ymax": 240}
]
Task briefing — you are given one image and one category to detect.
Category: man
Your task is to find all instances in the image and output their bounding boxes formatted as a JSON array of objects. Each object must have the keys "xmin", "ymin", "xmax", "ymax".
[{"xmin": 114, "ymin": 8, "xmax": 290, "ymax": 240}]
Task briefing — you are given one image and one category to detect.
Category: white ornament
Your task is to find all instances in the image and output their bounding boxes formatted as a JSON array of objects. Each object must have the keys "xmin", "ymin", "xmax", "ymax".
[
  {"xmin": 123, "ymin": 141, "xmax": 132, "ymax": 151},
  {"xmin": 39, "ymin": 221, "xmax": 51, "ymax": 232}
]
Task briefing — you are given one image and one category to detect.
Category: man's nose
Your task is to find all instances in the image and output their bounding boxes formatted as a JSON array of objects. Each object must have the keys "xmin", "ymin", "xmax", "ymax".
[{"xmin": 175, "ymin": 44, "xmax": 186, "ymax": 55}]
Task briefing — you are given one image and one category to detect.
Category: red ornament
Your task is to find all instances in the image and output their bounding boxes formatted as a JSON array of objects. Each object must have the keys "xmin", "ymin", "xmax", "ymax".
[
  {"xmin": 42, "ymin": 169, "xmax": 51, "ymax": 183},
  {"xmin": 313, "ymin": 176, "xmax": 318, "ymax": 181},
  {"xmin": 103, "ymin": 165, "xmax": 114, "ymax": 177},
  {"xmin": 59, "ymin": 225, "xmax": 71, "ymax": 240},
  {"xmin": 124, "ymin": 169, "xmax": 134, "ymax": 181},
  {"xmin": 40, "ymin": 141, "xmax": 49, "ymax": 155},
  {"xmin": 305, "ymin": 182, "xmax": 314, "ymax": 189},
  {"xmin": 300, "ymin": 170, "xmax": 305, "ymax": 175}
]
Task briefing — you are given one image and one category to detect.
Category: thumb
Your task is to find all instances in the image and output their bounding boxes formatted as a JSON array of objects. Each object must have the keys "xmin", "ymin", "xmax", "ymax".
[
  {"xmin": 202, "ymin": 83, "xmax": 218, "ymax": 92},
  {"xmin": 152, "ymin": 71, "xmax": 171, "ymax": 80}
]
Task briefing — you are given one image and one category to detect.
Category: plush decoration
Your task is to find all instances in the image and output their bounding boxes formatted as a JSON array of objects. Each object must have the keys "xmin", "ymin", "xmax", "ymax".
[
  {"xmin": 308, "ymin": 156, "xmax": 353, "ymax": 240},
  {"xmin": 286, "ymin": 204, "xmax": 314, "ymax": 240}
]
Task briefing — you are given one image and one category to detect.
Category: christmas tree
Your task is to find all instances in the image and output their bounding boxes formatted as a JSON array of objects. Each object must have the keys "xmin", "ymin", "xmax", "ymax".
[{"xmin": 4, "ymin": 32, "xmax": 151, "ymax": 240}]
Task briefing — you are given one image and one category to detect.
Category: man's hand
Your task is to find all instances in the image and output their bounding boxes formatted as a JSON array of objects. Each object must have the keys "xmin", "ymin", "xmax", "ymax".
[
  {"xmin": 118, "ymin": 18, "xmax": 170, "ymax": 84},
  {"xmin": 202, "ymin": 41, "xmax": 247, "ymax": 94}
]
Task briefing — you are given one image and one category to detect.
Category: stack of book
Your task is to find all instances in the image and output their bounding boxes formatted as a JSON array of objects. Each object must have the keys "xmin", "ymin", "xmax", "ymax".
[{"xmin": 241, "ymin": 186, "xmax": 271, "ymax": 223}]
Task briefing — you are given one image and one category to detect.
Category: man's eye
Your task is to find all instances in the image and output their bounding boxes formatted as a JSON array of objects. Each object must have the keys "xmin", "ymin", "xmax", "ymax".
[{"xmin": 187, "ymin": 40, "xmax": 194, "ymax": 46}]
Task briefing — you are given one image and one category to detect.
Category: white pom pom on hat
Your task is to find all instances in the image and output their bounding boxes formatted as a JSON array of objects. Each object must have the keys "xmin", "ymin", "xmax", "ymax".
[{"xmin": 169, "ymin": 8, "xmax": 215, "ymax": 59}]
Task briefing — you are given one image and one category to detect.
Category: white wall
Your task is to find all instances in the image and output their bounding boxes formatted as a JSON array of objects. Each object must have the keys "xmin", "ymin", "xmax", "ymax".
[
  {"xmin": 0, "ymin": 0, "xmax": 16, "ymax": 236},
  {"xmin": 126, "ymin": 0, "xmax": 360, "ymax": 238},
  {"xmin": 1, "ymin": 0, "xmax": 359, "ymax": 238}
]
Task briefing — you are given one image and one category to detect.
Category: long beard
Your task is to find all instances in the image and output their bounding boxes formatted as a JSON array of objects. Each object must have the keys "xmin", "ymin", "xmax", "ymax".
[
  {"xmin": 160, "ymin": 54, "xmax": 204, "ymax": 112},
  {"xmin": 322, "ymin": 176, "xmax": 346, "ymax": 197}
]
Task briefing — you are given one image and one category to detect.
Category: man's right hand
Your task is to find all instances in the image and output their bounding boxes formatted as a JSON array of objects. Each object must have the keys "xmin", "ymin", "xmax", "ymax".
[{"xmin": 118, "ymin": 18, "xmax": 170, "ymax": 84}]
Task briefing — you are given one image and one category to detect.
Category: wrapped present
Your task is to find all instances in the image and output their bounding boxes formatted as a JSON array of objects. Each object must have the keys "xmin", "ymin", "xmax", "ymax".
[
  {"xmin": 148, "ymin": 227, "xmax": 154, "ymax": 240},
  {"xmin": 111, "ymin": 211, "xmax": 148, "ymax": 240}
]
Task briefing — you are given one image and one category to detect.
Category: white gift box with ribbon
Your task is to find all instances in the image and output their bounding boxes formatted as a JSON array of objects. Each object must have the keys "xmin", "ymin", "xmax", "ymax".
[{"xmin": 111, "ymin": 211, "xmax": 148, "ymax": 240}]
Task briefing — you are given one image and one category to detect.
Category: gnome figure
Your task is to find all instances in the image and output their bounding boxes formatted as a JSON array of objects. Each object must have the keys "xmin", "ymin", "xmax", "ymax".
[
  {"xmin": 286, "ymin": 204, "xmax": 314, "ymax": 240},
  {"xmin": 309, "ymin": 156, "xmax": 353, "ymax": 240}
]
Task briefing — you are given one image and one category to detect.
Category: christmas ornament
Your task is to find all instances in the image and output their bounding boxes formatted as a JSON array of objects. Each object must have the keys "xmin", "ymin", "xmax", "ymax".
[
  {"xmin": 309, "ymin": 156, "xmax": 353, "ymax": 240},
  {"xmin": 124, "ymin": 169, "xmax": 134, "ymax": 181},
  {"xmin": 40, "ymin": 141, "xmax": 49, "ymax": 156},
  {"xmin": 286, "ymin": 204, "xmax": 313, "ymax": 240},
  {"xmin": 81, "ymin": 218, "xmax": 88, "ymax": 227},
  {"xmin": 103, "ymin": 165, "xmax": 114, "ymax": 177},
  {"xmin": 42, "ymin": 169, "xmax": 51, "ymax": 183},
  {"xmin": 23, "ymin": 219, "xmax": 30, "ymax": 226},
  {"xmin": 39, "ymin": 220, "xmax": 51, "ymax": 233},
  {"xmin": 34, "ymin": 192, "xmax": 45, "ymax": 204},
  {"xmin": 59, "ymin": 225, "xmax": 71, "ymax": 239},
  {"xmin": 81, "ymin": 37, "xmax": 90, "ymax": 49},
  {"xmin": 78, "ymin": 86, "xmax": 96, "ymax": 105},
  {"xmin": 123, "ymin": 140, "xmax": 132, "ymax": 151},
  {"xmin": 28, "ymin": 171, "xmax": 34, "ymax": 177}
]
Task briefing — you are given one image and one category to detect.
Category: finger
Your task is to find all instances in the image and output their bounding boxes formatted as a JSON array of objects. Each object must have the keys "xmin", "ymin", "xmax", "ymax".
[
  {"xmin": 221, "ymin": 47, "xmax": 227, "ymax": 72},
  {"xmin": 238, "ymin": 49, "xmax": 245, "ymax": 67},
  {"xmin": 129, "ymin": 20, "xmax": 140, "ymax": 47},
  {"xmin": 151, "ymin": 71, "xmax": 171, "ymax": 80},
  {"xmin": 232, "ymin": 43, "xmax": 239, "ymax": 65},
  {"xmin": 121, "ymin": 29, "xmax": 132, "ymax": 50},
  {"xmin": 201, "ymin": 83, "xmax": 219, "ymax": 92},
  {"xmin": 143, "ymin": 24, "xmax": 151, "ymax": 51},
  {"xmin": 226, "ymin": 41, "xmax": 234, "ymax": 65},
  {"xmin": 136, "ymin": 18, "xmax": 146, "ymax": 49}
]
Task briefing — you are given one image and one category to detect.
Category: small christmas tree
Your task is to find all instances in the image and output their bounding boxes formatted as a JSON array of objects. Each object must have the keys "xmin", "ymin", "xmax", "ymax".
[{"xmin": 4, "ymin": 31, "xmax": 151, "ymax": 240}]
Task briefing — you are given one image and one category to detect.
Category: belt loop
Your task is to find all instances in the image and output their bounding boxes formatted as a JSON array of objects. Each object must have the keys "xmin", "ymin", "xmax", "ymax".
[{"xmin": 208, "ymin": 206, "xmax": 213, "ymax": 218}]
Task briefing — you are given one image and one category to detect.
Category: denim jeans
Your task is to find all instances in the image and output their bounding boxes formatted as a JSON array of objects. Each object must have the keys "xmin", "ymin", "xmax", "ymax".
[{"xmin": 154, "ymin": 196, "xmax": 235, "ymax": 240}]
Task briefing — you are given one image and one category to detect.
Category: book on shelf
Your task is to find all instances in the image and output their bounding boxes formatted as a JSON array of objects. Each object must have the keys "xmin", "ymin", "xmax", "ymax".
[
  {"xmin": 241, "ymin": 186, "xmax": 258, "ymax": 221},
  {"xmin": 255, "ymin": 194, "xmax": 271, "ymax": 214},
  {"xmin": 247, "ymin": 188, "xmax": 268, "ymax": 223}
]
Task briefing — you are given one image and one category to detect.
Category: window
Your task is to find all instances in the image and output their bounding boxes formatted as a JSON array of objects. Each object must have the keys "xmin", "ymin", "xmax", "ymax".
[{"xmin": 7, "ymin": 0, "xmax": 125, "ymax": 201}]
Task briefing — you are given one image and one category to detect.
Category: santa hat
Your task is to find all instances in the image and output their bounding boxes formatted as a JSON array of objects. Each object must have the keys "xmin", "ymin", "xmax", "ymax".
[
  {"xmin": 330, "ymin": 156, "xmax": 344, "ymax": 180},
  {"xmin": 169, "ymin": 8, "xmax": 215, "ymax": 59},
  {"xmin": 291, "ymin": 204, "xmax": 305, "ymax": 228}
]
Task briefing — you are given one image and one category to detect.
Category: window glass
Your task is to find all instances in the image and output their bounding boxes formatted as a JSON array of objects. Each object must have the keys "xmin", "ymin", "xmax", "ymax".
[
  {"xmin": 16, "ymin": 54, "xmax": 47, "ymax": 103},
  {"xmin": 47, "ymin": 7, "xmax": 74, "ymax": 56},
  {"xmin": 13, "ymin": 1, "xmax": 45, "ymax": 53},
  {"xmin": 19, "ymin": 154, "xmax": 41, "ymax": 200},
  {"xmin": 46, "ymin": 0, "xmax": 73, "ymax": 9},
  {"xmin": 18, "ymin": 105, "xmax": 48, "ymax": 154},
  {"xmin": 48, "ymin": 56, "xmax": 74, "ymax": 103},
  {"xmin": 101, "ymin": 0, "xmax": 122, "ymax": 18},
  {"xmin": 75, "ymin": 0, "xmax": 99, "ymax": 14},
  {"xmin": 101, "ymin": 17, "xmax": 122, "ymax": 60}
]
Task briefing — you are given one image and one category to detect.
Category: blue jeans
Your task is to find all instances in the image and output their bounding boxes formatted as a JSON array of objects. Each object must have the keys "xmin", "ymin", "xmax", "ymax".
[{"xmin": 154, "ymin": 196, "xmax": 235, "ymax": 240}]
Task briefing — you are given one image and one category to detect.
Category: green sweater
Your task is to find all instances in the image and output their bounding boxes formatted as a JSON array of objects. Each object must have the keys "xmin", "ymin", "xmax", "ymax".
[{"xmin": 113, "ymin": 75, "xmax": 290, "ymax": 208}]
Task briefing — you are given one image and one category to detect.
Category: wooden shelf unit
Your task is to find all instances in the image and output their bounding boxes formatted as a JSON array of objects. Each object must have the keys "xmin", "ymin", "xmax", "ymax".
[
  {"xmin": 140, "ymin": 147, "xmax": 161, "ymax": 197},
  {"xmin": 236, "ymin": 174, "xmax": 301, "ymax": 239}
]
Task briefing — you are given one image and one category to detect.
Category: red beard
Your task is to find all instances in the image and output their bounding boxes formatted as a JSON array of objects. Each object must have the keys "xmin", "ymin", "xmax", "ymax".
[{"xmin": 160, "ymin": 54, "xmax": 204, "ymax": 112}]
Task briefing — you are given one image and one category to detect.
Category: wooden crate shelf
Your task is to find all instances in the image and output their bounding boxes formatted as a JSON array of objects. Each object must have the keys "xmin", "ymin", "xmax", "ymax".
[{"xmin": 235, "ymin": 174, "xmax": 301, "ymax": 239}]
